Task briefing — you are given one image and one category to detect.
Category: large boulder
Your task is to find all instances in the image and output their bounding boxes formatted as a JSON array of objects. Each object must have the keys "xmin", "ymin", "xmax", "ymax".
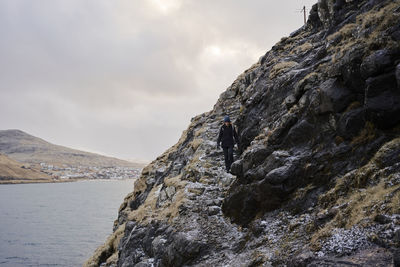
[
  {"xmin": 366, "ymin": 91, "xmax": 400, "ymax": 129},
  {"xmin": 118, "ymin": 221, "xmax": 205, "ymax": 267},
  {"xmin": 365, "ymin": 72, "xmax": 397, "ymax": 97},
  {"xmin": 223, "ymin": 151, "xmax": 310, "ymax": 225},
  {"xmin": 340, "ymin": 45, "xmax": 366, "ymax": 92},
  {"xmin": 285, "ymin": 119, "xmax": 315, "ymax": 145},
  {"xmin": 337, "ymin": 108, "xmax": 365, "ymax": 139},
  {"xmin": 318, "ymin": 79, "xmax": 353, "ymax": 113},
  {"xmin": 361, "ymin": 49, "xmax": 394, "ymax": 78}
]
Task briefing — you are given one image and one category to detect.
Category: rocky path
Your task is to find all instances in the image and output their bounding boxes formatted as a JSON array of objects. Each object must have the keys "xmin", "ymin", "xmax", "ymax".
[{"xmin": 169, "ymin": 118, "xmax": 248, "ymax": 266}]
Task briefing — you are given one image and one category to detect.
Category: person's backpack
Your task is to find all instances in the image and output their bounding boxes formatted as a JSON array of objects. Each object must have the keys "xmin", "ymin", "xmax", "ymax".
[{"xmin": 221, "ymin": 123, "xmax": 236, "ymax": 138}]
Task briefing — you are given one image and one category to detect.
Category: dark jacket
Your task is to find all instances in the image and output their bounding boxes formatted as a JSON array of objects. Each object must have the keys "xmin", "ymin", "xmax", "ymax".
[{"xmin": 217, "ymin": 124, "xmax": 239, "ymax": 148}]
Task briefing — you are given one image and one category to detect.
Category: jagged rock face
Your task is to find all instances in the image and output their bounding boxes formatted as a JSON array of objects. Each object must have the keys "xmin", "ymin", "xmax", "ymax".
[
  {"xmin": 223, "ymin": 0, "xmax": 400, "ymax": 227},
  {"xmin": 85, "ymin": 0, "xmax": 400, "ymax": 266}
]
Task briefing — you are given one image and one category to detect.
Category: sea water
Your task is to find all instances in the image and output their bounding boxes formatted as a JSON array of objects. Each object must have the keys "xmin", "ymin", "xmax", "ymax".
[{"xmin": 0, "ymin": 179, "xmax": 135, "ymax": 267}]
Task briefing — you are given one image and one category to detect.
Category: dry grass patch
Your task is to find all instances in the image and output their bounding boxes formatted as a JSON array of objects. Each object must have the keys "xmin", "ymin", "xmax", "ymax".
[
  {"xmin": 279, "ymin": 30, "xmax": 312, "ymax": 52},
  {"xmin": 328, "ymin": 2, "xmax": 400, "ymax": 63},
  {"xmin": 331, "ymin": 39, "xmax": 363, "ymax": 63},
  {"xmin": 0, "ymin": 154, "xmax": 51, "ymax": 181},
  {"xmin": 310, "ymin": 224, "xmax": 334, "ymax": 251},
  {"xmin": 302, "ymin": 72, "xmax": 319, "ymax": 82},
  {"xmin": 327, "ymin": 23, "xmax": 357, "ymax": 42},
  {"xmin": 335, "ymin": 136, "xmax": 345, "ymax": 146},
  {"xmin": 293, "ymin": 183, "xmax": 316, "ymax": 200},
  {"xmin": 292, "ymin": 42, "xmax": 312, "ymax": 54},
  {"xmin": 358, "ymin": 2, "xmax": 400, "ymax": 31},
  {"xmin": 127, "ymin": 184, "xmax": 161, "ymax": 223},
  {"xmin": 335, "ymin": 182, "xmax": 400, "ymax": 228},
  {"xmin": 312, "ymin": 181, "xmax": 400, "ymax": 250},
  {"xmin": 190, "ymin": 138, "xmax": 203, "ymax": 151},
  {"xmin": 345, "ymin": 101, "xmax": 362, "ymax": 112},
  {"xmin": 194, "ymin": 127, "xmax": 206, "ymax": 138},
  {"xmin": 296, "ymin": 72, "xmax": 320, "ymax": 92},
  {"xmin": 359, "ymin": 1, "xmax": 400, "ymax": 49},
  {"xmin": 389, "ymin": 188, "xmax": 400, "ymax": 214},
  {"xmin": 269, "ymin": 61, "xmax": 298, "ymax": 79},
  {"xmin": 315, "ymin": 137, "xmax": 400, "ymax": 249},
  {"xmin": 127, "ymin": 174, "xmax": 187, "ymax": 224},
  {"xmin": 83, "ymin": 224, "xmax": 125, "ymax": 267},
  {"xmin": 351, "ymin": 121, "xmax": 376, "ymax": 146}
]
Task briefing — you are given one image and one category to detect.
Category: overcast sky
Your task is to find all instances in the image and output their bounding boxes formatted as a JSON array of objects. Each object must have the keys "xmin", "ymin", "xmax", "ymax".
[{"xmin": 0, "ymin": 0, "xmax": 317, "ymax": 161}]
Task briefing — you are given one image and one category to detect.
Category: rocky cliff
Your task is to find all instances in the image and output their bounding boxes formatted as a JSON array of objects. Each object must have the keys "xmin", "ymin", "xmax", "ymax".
[{"xmin": 86, "ymin": 0, "xmax": 400, "ymax": 266}]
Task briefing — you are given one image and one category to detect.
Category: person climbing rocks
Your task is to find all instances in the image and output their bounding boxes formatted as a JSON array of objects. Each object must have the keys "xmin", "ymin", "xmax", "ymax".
[{"xmin": 217, "ymin": 116, "xmax": 239, "ymax": 172}]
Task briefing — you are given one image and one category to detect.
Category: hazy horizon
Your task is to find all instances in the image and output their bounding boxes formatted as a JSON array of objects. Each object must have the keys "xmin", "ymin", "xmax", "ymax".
[{"xmin": 0, "ymin": 0, "xmax": 317, "ymax": 161}]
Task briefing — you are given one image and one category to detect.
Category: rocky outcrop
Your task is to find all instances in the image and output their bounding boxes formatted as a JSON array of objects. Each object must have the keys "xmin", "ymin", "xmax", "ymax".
[{"xmin": 86, "ymin": 0, "xmax": 400, "ymax": 266}]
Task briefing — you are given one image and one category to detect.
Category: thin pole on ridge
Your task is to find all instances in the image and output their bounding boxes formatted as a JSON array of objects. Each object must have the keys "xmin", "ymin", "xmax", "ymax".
[{"xmin": 295, "ymin": 6, "xmax": 308, "ymax": 25}]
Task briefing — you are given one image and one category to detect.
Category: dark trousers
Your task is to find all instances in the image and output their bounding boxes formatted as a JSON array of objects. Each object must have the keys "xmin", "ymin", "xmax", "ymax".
[{"xmin": 223, "ymin": 146, "xmax": 234, "ymax": 171}]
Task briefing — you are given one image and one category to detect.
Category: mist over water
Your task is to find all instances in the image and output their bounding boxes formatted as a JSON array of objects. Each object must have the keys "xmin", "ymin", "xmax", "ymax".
[{"xmin": 0, "ymin": 180, "xmax": 135, "ymax": 267}]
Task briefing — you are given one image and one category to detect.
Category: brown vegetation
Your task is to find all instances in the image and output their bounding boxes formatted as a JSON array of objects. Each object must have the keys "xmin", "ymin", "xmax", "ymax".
[
  {"xmin": 0, "ymin": 154, "xmax": 52, "ymax": 183},
  {"xmin": 269, "ymin": 61, "xmax": 298, "ymax": 79}
]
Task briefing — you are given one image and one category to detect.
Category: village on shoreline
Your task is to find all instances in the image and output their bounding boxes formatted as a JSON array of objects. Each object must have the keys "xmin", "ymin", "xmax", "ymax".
[
  {"xmin": 0, "ymin": 163, "xmax": 142, "ymax": 184},
  {"xmin": 39, "ymin": 162, "xmax": 141, "ymax": 180}
]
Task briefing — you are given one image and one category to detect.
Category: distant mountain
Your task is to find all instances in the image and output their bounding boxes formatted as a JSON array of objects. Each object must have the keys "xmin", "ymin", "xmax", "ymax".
[
  {"xmin": 0, "ymin": 153, "xmax": 52, "ymax": 183},
  {"xmin": 0, "ymin": 130, "xmax": 143, "ymax": 168}
]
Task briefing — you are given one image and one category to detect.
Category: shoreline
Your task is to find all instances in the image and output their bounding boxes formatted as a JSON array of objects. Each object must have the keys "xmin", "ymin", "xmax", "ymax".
[{"xmin": 0, "ymin": 177, "xmax": 136, "ymax": 185}]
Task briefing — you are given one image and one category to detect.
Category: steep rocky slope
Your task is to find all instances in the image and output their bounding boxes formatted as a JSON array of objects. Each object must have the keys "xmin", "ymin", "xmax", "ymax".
[
  {"xmin": 86, "ymin": 0, "xmax": 400, "ymax": 266},
  {"xmin": 0, "ymin": 154, "xmax": 52, "ymax": 183},
  {"xmin": 0, "ymin": 130, "xmax": 141, "ymax": 168}
]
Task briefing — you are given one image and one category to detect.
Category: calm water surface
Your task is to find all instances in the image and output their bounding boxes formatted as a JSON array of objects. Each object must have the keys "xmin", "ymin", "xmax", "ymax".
[{"xmin": 0, "ymin": 179, "xmax": 135, "ymax": 267}]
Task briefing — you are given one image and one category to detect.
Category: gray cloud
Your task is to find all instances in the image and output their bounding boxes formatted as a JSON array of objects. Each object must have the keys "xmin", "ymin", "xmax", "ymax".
[{"xmin": 0, "ymin": 0, "xmax": 317, "ymax": 160}]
